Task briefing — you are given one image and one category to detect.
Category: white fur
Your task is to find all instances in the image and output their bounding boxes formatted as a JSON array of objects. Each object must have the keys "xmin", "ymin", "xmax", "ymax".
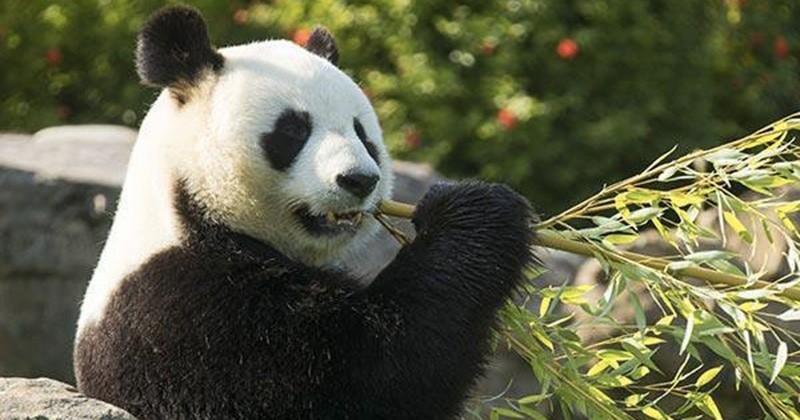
[{"xmin": 77, "ymin": 40, "xmax": 393, "ymax": 335}]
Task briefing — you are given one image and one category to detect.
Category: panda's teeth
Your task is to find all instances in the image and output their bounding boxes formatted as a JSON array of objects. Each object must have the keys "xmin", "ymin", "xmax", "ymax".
[
  {"xmin": 326, "ymin": 211, "xmax": 337, "ymax": 224},
  {"xmin": 353, "ymin": 212, "xmax": 363, "ymax": 225}
]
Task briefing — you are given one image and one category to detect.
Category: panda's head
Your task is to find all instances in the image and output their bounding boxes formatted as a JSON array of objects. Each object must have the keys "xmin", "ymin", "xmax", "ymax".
[{"xmin": 135, "ymin": 6, "xmax": 393, "ymax": 267}]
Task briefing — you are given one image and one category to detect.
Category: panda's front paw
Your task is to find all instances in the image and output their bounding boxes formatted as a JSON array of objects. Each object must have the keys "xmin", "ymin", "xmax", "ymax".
[{"xmin": 412, "ymin": 181, "xmax": 535, "ymax": 238}]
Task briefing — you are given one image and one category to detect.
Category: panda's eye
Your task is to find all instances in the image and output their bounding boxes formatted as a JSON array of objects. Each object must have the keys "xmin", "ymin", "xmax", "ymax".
[
  {"xmin": 260, "ymin": 109, "xmax": 312, "ymax": 171},
  {"xmin": 354, "ymin": 118, "xmax": 380, "ymax": 165},
  {"xmin": 275, "ymin": 110, "xmax": 312, "ymax": 139}
]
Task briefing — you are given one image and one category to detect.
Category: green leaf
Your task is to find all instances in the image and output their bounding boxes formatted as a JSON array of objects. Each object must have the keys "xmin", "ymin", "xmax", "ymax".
[
  {"xmin": 491, "ymin": 407, "xmax": 524, "ymax": 419},
  {"xmin": 625, "ymin": 188, "xmax": 662, "ymax": 203},
  {"xmin": 770, "ymin": 341, "xmax": 788, "ymax": 385},
  {"xmin": 627, "ymin": 207, "xmax": 662, "ymax": 224},
  {"xmin": 658, "ymin": 165, "xmax": 679, "ymax": 182},
  {"xmin": 685, "ymin": 250, "xmax": 733, "ymax": 263},
  {"xmin": 598, "ymin": 375, "xmax": 633, "ymax": 388},
  {"xmin": 669, "ymin": 191, "xmax": 705, "ymax": 208},
  {"xmin": 642, "ymin": 406, "xmax": 668, "ymax": 419},
  {"xmin": 680, "ymin": 314, "xmax": 694, "ymax": 355},
  {"xmin": 604, "ymin": 233, "xmax": 640, "ymax": 245},
  {"xmin": 624, "ymin": 393, "xmax": 646, "ymax": 408},
  {"xmin": 587, "ymin": 360, "xmax": 608, "ymax": 377},
  {"xmin": 698, "ymin": 394, "xmax": 723, "ymax": 420},
  {"xmin": 734, "ymin": 289, "xmax": 776, "ymax": 300},
  {"xmin": 705, "ymin": 148, "xmax": 747, "ymax": 166},
  {"xmin": 517, "ymin": 394, "xmax": 551, "ymax": 405},
  {"xmin": 656, "ymin": 314, "xmax": 676, "ymax": 327},
  {"xmin": 695, "ymin": 366, "xmax": 723, "ymax": 388},
  {"xmin": 738, "ymin": 301, "xmax": 767, "ymax": 313},
  {"xmin": 631, "ymin": 366, "xmax": 651, "ymax": 380},
  {"xmin": 776, "ymin": 308, "xmax": 800, "ymax": 322},
  {"xmin": 539, "ymin": 297, "xmax": 551, "ymax": 318},
  {"xmin": 723, "ymin": 211, "xmax": 753, "ymax": 244},
  {"xmin": 630, "ymin": 292, "xmax": 647, "ymax": 332}
]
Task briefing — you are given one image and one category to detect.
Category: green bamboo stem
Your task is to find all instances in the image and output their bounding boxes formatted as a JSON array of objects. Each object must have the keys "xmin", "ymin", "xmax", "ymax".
[{"xmin": 377, "ymin": 200, "xmax": 800, "ymax": 301}]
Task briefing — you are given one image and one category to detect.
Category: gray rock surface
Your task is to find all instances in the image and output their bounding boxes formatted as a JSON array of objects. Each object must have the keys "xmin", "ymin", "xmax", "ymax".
[
  {"xmin": 0, "ymin": 127, "xmax": 133, "ymax": 383},
  {"xmin": 0, "ymin": 377, "xmax": 136, "ymax": 420}
]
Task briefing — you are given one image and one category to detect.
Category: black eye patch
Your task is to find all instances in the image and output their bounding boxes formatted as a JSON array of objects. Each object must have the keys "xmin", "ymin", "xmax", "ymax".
[
  {"xmin": 354, "ymin": 118, "xmax": 380, "ymax": 165},
  {"xmin": 260, "ymin": 109, "xmax": 312, "ymax": 171}
]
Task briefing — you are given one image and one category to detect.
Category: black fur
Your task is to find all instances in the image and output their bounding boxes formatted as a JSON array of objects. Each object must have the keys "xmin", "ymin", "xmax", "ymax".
[
  {"xmin": 261, "ymin": 109, "xmax": 313, "ymax": 172},
  {"xmin": 135, "ymin": 6, "xmax": 224, "ymax": 103},
  {"xmin": 74, "ymin": 181, "xmax": 536, "ymax": 419},
  {"xmin": 305, "ymin": 27, "xmax": 339, "ymax": 65},
  {"xmin": 354, "ymin": 118, "xmax": 380, "ymax": 165}
]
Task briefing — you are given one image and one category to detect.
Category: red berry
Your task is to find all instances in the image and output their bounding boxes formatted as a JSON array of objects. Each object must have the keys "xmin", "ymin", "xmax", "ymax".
[
  {"xmin": 556, "ymin": 38, "xmax": 579, "ymax": 60},
  {"xmin": 45, "ymin": 47, "xmax": 63, "ymax": 65},
  {"xmin": 404, "ymin": 128, "xmax": 421, "ymax": 149},
  {"xmin": 774, "ymin": 36, "xmax": 790, "ymax": 59},
  {"xmin": 479, "ymin": 40, "xmax": 497, "ymax": 56},
  {"xmin": 233, "ymin": 9, "xmax": 249, "ymax": 25},
  {"xmin": 496, "ymin": 108, "xmax": 517, "ymax": 131},
  {"xmin": 293, "ymin": 28, "xmax": 312, "ymax": 47}
]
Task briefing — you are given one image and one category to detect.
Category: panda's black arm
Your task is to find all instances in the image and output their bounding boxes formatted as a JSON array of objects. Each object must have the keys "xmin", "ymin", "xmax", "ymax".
[{"xmin": 330, "ymin": 182, "xmax": 536, "ymax": 417}]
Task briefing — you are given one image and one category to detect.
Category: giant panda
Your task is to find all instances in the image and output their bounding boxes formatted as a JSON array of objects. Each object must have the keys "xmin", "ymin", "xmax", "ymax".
[{"xmin": 74, "ymin": 5, "xmax": 535, "ymax": 419}]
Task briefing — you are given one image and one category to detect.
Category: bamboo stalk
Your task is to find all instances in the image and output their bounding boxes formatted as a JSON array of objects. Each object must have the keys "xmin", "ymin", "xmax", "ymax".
[{"xmin": 377, "ymin": 199, "xmax": 800, "ymax": 301}]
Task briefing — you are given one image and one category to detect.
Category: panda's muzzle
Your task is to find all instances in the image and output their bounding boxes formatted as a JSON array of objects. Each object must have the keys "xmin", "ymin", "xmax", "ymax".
[{"xmin": 293, "ymin": 205, "xmax": 364, "ymax": 235}]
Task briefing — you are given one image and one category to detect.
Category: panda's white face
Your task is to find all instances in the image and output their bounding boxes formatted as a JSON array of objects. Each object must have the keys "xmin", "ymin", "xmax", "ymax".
[{"xmin": 178, "ymin": 40, "xmax": 393, "ymax": 267}]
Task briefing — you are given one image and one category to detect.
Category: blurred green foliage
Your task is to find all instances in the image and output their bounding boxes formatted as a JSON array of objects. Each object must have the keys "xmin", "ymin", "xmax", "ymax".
[{"xmin": 1, "ymin": 0, "xmax": 798, "ymax": 213}]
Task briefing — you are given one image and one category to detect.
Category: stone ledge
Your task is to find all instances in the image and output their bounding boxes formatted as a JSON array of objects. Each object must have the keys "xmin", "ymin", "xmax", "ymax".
[{"xmin": 0, "ymin": 377, "xmax": 136, "ymax": 420}]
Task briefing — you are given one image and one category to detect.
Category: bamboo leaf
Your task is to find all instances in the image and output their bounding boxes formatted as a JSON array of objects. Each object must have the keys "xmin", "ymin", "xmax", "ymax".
[
  {"xmin": 604, "ymin": 233, "xmax": 640, "ymax": 245},
  {"xmin": 518, "ymin": 394, "xmax": 551, "ymax": 405},
  {"xmin": 723, "ymin": 211, "xmax": 753, "ymax": 244},
  {"xmin": 680, "ymin": 315, "xmax": 694, "ymax": 355},
  {"xmin": 742, "ymin": 130, "xmax": 784, "ymax": 149},
  {"xmin": 656, "ymin": 314, "xmax": 675, "ymax": 327},
  {"xmin": 738, "ymin": 301, "xmax": 767, "ymax": 313},
  {"xmin": 491, "ymin": 408, "xmax": 524, "ymax": 419},
  {"xmin": 587, "ymin": 360, "xmax": 608, "ymax": 377},
  {"xmin": 631, "ymin": 366, "xmax": 651, "ymax": 380},
  {"xmin": 776, "ymin": 308, "xmax": 800, "ymax": 322},
  {"xmin": 539, "ymin": 297, "xmax": 552, "ymax": 318},
  {"xmin": 695, "ymin": 366, "xmax": 723, "ymax": 388},
  {"xmin": 685, "ymin": 250, "xmax": 733, "ymax": 263},
  {"xmin": 642, "ymin": 406, "xmax": 668, "ymax": 419},
  {"xmin": 625, "ymin": 188, "xmax": 662, "ymax": 203},
  {"xmin": 624, "ymin": 393, "xmax": 646, "ymax": 408},
  {"xmin": 706, "ymin": 148, "xmax": 747, "ymax": 166},
  {"xmin": 531, "ymin": 327, "xmax": 554, "ymax": 351},
  {"xmin": 770, "ymin": 341, "xmax": 788, "ymax": 385},
  {"xmin": 627, "ymin": 207, "xmax": 662, "ymax": 224},
  {"xmin": 699, "ymin": 394, "xmax": 723, "ymax": 420},
  {"xmin": 735, "ymin": 289, "xmax": 776, "ymax": 300},
  {"xmin": 669, "ymin": 191, "xmax": 705, "ymax": 208},
  {"xmin": 658, "ymin": 165, "xmax": 679, "ymax": 182}
]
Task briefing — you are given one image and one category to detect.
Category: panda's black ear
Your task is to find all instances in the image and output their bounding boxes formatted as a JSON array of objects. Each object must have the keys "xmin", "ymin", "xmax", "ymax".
[
  {"xmin": 136, "ymin": 5, "xmax": 224, "ymax": 101},
  {"xmin": 305, "ymin": 27, "xmax": 339, "ymax": 65}
]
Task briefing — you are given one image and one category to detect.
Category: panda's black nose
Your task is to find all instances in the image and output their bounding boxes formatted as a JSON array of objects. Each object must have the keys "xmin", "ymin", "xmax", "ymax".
[{"xmin": 336, "ymin": 172, "xmax": 379, "ymax": 199}]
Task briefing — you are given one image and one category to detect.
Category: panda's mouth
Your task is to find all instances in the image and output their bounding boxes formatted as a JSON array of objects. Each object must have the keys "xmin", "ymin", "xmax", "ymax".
[{"xmin": 293, "ymin": 205, "xmax": 364, "ymax": 235}]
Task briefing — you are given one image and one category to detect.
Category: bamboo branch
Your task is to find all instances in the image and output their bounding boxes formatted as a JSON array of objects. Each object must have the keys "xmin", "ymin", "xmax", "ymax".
[{"xmin": 377, "ymin": 199, "xmax": 800, "ymax": 301}]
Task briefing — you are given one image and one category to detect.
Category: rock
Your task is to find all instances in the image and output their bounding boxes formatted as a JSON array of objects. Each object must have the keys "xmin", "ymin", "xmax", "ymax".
[
  {"xmin": 0, "ymin": 127, "xmax": 130, "ymax": 383},
  {"xmin": 0, "ymin": 125, "xmax": 136, "ymax": 187},
  {"xmin": 0, "ymin": 377, "xmax": 136, "ymax": 420}
]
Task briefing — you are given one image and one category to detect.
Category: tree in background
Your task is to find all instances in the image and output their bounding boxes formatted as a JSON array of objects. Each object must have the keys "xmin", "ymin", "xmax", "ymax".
[{"xmin": 1, "ymin": 0, "xmax": 797, "ymax": 213}]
